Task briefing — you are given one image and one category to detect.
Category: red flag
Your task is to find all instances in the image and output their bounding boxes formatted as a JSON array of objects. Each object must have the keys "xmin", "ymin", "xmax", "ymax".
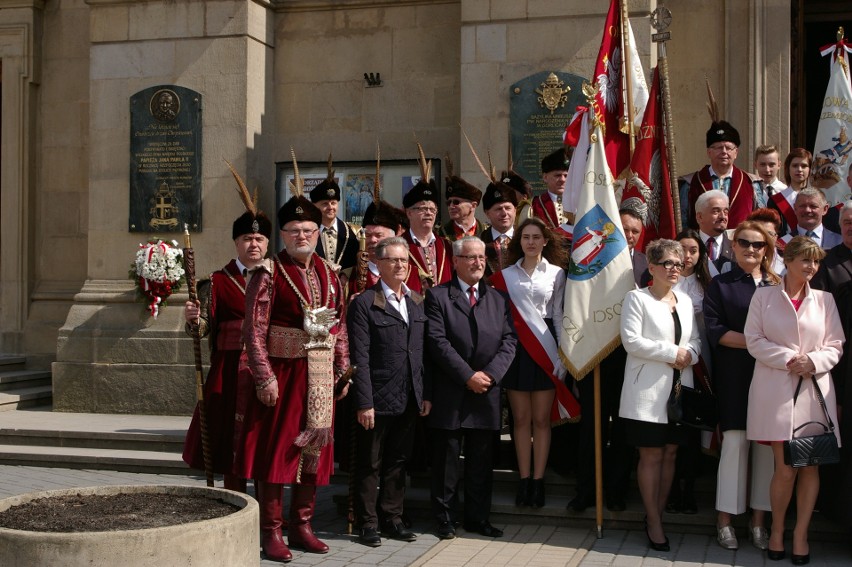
[
  {"xmin": 621, "ymin": 67, "xmax": 675, "ymax": 251},
  {"xmin": 591, "ymin": 0, "xmax": 630, "ymax": 177}
]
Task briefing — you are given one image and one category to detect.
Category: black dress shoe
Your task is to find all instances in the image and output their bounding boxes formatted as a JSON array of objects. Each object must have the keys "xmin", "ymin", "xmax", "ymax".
[
  {"xmin": 358, "ymin": 527, "xmax": 382, "ymax": 547},
  {"xmin": 606, "ymin": 496, "xmax": 626, "ymax": 512},
  {"xmin": 766, "ymin": 548, "xmax": 785, "ymax": 561},
  {"xmin": 382, "ymin": 522, "xmax": 417, "ymax": 542},
  {"xmin": 680, "ymin": 490, "xmax": 697, "ymax": 514},
  {"xmin": 646, "ymin": 529, "xmax": 670, "ymax": 552},
  {"xmin": 436, "ymin": 521, "xmax": 455, "ymax": 540},
  {"xmin": 567, "ymin": 494, "xmax": 593, "ymax": 512},
  {"xmin": 791, "ymin": 553, "xmax": 809, "ymax": 565},
  {"xmin": 464, "ymin": 520, "xmax": 503, "ymax": 538}
]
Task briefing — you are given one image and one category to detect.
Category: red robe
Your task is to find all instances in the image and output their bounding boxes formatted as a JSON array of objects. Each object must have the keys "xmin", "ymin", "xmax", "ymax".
[
  {"xmin": 182, "ymin": 260, "xmax": 247, "ymax": 475},
  {"xmin": 531, "ymin": 193, "xmax": 574, "ymax": 244},
  {"xmin": 687, "ymin": 165, "xmax": 754, "ymax": 230},
  {"xmin": 402, "ymin": 231, "xmax": 453, "ymax": 290},
  {"xmin": 236, "ymin": 251, "xmax": 347, "ymax": 485}
]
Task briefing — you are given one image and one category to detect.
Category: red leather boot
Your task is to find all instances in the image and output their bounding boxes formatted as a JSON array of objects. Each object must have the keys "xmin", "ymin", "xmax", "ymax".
[
  {"xmin": 257, "ymin": 481, "xmax": 293, "ymax": 562},
  {"xmin": 288, "ymin": 477, "xmax": 329, "ymax": 554}
]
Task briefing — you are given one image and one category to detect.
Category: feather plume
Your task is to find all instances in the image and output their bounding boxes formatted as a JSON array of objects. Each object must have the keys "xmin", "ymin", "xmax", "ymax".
[
  {"xmin": 288, "ymin": 147, "xmax": 304, "ymax": 197},
  {"xmin": 416, "ymin": 142, "xmax": 432, "ymax": 182},
  {"xmin": 252, "ymin": 188, "xmax": 259, "ymax": 208},
  {"xmin": 507, "ymin": 145, "xmax": 514, "ymax": 172},
  {"xmin": 705, "ymin": 76, "xmax": 719, "ymax": 123},
  {"xmin": 374, "ymin": 141, "xmax": 381, "ymax": 205},
  {"xmin": 224, "ymin": 158, "xmax": 256, "ymax": 215},
  {"xmin": 326, "ymin": 153, "xmax": 334, "ymax": 182},
  {"xmin": 487, "ymin": 150, "xmax": 496, "ymax": 181},
  {"xmin": 445, "ymin": 153, "xmax": 455, "ymax": 178},
  {"xmin": 462, "ymin": 129, "xmax": 495, "ymax": 183}
]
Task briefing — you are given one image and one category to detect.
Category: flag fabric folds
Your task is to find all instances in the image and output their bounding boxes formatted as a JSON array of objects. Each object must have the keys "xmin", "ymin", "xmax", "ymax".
[
  {"xmin": 621, "ymin": 67, "xmax": 676, "ymax": 251},
  {"xmin": 560, "ymin": 122, "xmax": 635, "ymax": 380},
  {"xmin": 812, "ymin": 37, "xmax": 852, "ymax": 206}
]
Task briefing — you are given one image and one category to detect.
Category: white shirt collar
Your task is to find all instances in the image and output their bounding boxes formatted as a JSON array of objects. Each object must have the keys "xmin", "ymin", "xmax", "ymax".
[
  {"xmin": 490, "ymin": 226, "xmax": 514, "ymax": 240},
  {"xmin": 797, "ymin": 224, "xmax": 824, "ymax": 238},
  {"xmin": 709, "ymin": 165, "xmax": 733, "ymax": 179},
  {"xmin": 235, "ymin": 258, "xmax": 249, "ymax": 275},
  {"xmin": 698, "ymin": 230, "xmax": 723, "ymax": 246},
  {"xmin": 457, "ymin": 278, "xmax": 479, "ymax": 297},
  {"xmin": 410, "ymin": 228, "xmax": 435, "ymax": 246},
  {"xmin": 512, "ymin": 257, "xmax": 549, "ymax": 273},
  {"xmin": 380, "ymin": 279, "xmax": 410, "ymax": 301},
  {"xmin": 547, "ymin": 191, "xmax": 562, "ymax": 203}
]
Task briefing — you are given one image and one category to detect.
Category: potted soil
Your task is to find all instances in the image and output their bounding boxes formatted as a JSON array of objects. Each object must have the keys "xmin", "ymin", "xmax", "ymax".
[{"xmin": 0, "ymin": 484, "xmax": 258, "ymax": 566}]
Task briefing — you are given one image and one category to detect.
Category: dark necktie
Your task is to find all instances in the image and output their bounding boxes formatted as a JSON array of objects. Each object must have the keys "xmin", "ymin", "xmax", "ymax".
[
  {"xmin": 468, "ymin": 286, "xmax": 477, "ymax": 307},
  {"xmin": 706, "ymin": 237, "xmax": 716, "ymax": 262}
]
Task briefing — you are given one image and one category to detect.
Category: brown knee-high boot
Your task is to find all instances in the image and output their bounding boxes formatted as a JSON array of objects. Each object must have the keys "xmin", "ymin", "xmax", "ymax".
[
  {"xmin": 288, "ymin": 475, "xmax": 329, "ymax": 554},
  {"xmin": 257, "ymin": 481, "xmax": 293, "ymax": 563}
]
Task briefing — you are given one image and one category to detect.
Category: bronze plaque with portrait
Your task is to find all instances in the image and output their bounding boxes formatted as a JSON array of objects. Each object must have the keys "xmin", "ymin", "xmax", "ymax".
[
  {"xmin": 509, "ymin": 71, "xmax": 587, "ymax": 194},
  {"xmin": 129, "ymin": 85, "xmax": 202, "ymax": 232}
]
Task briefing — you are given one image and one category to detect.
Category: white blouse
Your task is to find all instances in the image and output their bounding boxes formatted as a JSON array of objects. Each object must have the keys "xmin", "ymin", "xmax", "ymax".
[
  {"xmin": 674, "ymin": 273, "xmax": 705, "ymax": 316},
  {"xmin": 505, "ymin": 258, "xmax": 566, "ymax": 342}
]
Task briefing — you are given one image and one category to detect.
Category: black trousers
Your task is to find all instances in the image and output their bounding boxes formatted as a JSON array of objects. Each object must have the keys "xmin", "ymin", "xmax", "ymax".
[
  {"xmin": 430, "ymin": 427, "xmax": 494, "ymax": 525},
  {"xmin": 575, "ymin": 346, "xmax": 633, "ymax": 500},
  {"xmin": 354, "ymin": 401, "xmax": 418, "ymax": 529}
]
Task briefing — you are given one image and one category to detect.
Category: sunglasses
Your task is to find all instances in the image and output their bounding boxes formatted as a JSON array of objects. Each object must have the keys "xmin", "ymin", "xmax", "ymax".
[{"xmin": 736, "ymin": 238, "xmax": 767, "ymax": 250}]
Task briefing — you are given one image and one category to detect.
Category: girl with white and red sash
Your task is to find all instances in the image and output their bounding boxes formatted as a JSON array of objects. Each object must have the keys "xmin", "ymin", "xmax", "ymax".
[
  {"xmin": 490, "ymin": 217, "xmax": 580, "ymax": 509},
  {"xmin": 768, "ymin": 148, "xmax": 813, "ymax": 237}
]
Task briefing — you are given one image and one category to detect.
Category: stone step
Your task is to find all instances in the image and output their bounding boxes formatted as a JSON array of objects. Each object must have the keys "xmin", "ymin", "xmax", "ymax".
[
  {"xmin": 0, "ymin": 444, "xmax": 190, "ymax": 475},
  {"xmin": 0, "ymin": 355, "xmax": 26, "ymax": 370},
  {"xmin": 0, "ymin": 369, "xmax": 51, "ymax": 391},
  {"xmin": 0, "ymin": 385, "xmax": 53, "ymax": 411}
]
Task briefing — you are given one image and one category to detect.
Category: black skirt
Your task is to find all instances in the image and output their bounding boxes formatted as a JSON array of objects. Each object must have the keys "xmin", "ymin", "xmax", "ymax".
[
  {"xmin": 623, "ymin": 418, "xmax": 689, "ymax": 448},
  {"xmin": 501, "ymin": 318, "xmax": 556, "ymax": 392}
]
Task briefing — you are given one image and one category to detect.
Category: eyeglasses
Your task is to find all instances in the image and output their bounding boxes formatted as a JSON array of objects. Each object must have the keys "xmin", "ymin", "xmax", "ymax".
[
  {"xmin": 709, "ymin": 144, "xmax": 738, "ymax": 153},
  {"xmin": 379, "ymin": 257, "xmax": 409, "ymax": 265},
  {"xmin": 447, "ymin": 199, "xmax": 467, "ymax": 206},
  {"xmin": 655, "ymin": 260, "xmax": 684, "ymax": 271},
  {"xmin": 735, "ymin": 238, "xmax": 767, "ymax": 251},
  {"xmin": 283, "ymin": 228, "xmax": 318, "ymax": 237},
  {"xmin": 456, "ymin": 254, "xmax": 486, "ymax": 263},
  {"xmin": 410, "ymin": 206, "xmax": 437, "ymax": 214}
]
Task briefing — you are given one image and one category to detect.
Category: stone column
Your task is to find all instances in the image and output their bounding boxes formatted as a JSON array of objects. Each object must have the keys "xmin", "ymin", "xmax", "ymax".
[{"xmin": 53, "ymin": 0, "xmax": 276, "ymax": 414}]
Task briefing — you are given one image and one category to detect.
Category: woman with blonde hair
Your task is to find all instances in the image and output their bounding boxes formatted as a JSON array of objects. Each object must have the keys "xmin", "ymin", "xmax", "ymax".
[
  {"xmin": 746, "ymin": 236, "xmax": 844, "ymax": 564},
  {"xmin": 704, "ymin": 221, "xmax": 780, "ymax": 551}
]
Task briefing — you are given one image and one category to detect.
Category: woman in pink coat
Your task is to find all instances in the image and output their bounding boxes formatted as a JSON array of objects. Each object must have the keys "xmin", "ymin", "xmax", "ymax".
[{"xmin": 745, "ymin": 236, "xmax": 845, "ymax": 565}]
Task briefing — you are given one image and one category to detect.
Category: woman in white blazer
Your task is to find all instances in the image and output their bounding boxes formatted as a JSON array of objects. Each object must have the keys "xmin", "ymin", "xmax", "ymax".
[
  {"xmin": 619, "ymin": 239, "xmax": 701, "ymax": 552},
  {"xmin": 745, "ymin": 236, "xmax": 845, "ymax": 565}
]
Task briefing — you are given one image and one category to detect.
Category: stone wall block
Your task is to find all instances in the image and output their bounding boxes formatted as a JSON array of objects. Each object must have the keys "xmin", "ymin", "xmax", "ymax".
[
  {"xmin": 278, "ymin": 34, "xmax": 392, "ymax": 84},
  {"xmin": 460, "ymin": 0, "xmax": 490, "ymax": 22},
  {"xmin": 505, "ymin": 19, "xmax": 596, "ymax": 66},
  {"xmin": 174, "ymin": 38, "xmax": 246, "ymax": 84},
  {"xmin": 491, "ymin": 0, "xmax": 528, "ymax": 20},
  {"xmin": 91, "ymin": 42, "xmax": 176, "ymax": 81},
  {"xmin": 309, "ymin": 81, "xmax": 364, "ymax": 133},
  {"xmin": 528, "ymin": 0, "xmax": 606, "ymax": 18},
  {"xmin": 205, "ymin": 0, "xmax": 248, "ymax": 37},
  {"xmin": 460, "ymin": 62, "xmax": 501, "ymax": 118},
  {"xmin": 88, "ymin": 129, "xmax": 129, "ymax": 183},
  {"xmin": 128, "ymin": 1, "xmax": 205, "ymax": 41},
  {"xmin": 393, "ymin": 24, "xmax": 460, "ymax": 77},
  {"xmin": 43, "ymin": 3, "xmax": 90, "ymax": 59},
  {"xmin": 434, "ymin": 83, "xmax": 461, "ymax": 128},
  {"xmin": 40, "ymin": 57, "xmax": 90, "ymax": 105},
  {"xmin": 461, "ymin": 25, "xmax": 476, "ymax": 64},
  {"xmin": 475, "ymin": 23, "xmax": 506, "ymax": 62},
  {"xmin": 41, "ymin": 147, "xmax": 88, "ymax": 194},
  {"xmin": 361, "ymin": 80, "xmax": 435, "ymax": 132},
  {"xmin": 41, "ymin": 102, "xmax": 87, "ymax": 149},
  {"xmin": 89, "ymin": 79, "xmax": 128, "ymax": 133},
  {"xmin": 90, "ymin": 5, "xmax": 129, "ymax": 43}
]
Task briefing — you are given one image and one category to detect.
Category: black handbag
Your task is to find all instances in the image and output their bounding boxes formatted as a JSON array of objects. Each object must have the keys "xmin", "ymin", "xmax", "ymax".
[
  {"xmin": 783, "ymin": 376, "xmax": 840, "ymax": 468},
  {"xmin": 666, "ymin": 356, "xmax": 718, "ymax": 431}
]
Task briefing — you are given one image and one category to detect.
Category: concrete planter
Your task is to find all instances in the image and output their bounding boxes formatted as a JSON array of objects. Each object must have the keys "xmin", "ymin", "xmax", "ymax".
[{"xmin": 0, "ymin": 485, "xmax": 259, "ymax": 567}]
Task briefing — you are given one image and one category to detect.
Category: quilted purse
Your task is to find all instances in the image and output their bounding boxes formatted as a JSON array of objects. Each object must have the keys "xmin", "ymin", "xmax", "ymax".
[{"xmin": 783, "ymin": 376, "xmax": 840, "ymax": 468}]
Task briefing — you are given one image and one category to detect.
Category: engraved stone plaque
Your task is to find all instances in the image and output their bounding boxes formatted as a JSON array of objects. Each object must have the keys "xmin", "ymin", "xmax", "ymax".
[
  {"xmin": 509, "ymin": 72, "xmax": 587, "ymax": 193},
  {"xmin": 129, "ymin": 86, "xmax": 202, "ymax": 232}
]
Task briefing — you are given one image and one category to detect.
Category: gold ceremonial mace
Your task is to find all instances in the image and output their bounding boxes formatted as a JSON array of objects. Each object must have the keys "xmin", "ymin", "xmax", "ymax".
[
  {"xmin": 183, "ymin": 224, "xmax": 214, "ymax": 487},
  {"xmin": 651, "ymin": 5, "xmax": 682, "ymax": 233}
]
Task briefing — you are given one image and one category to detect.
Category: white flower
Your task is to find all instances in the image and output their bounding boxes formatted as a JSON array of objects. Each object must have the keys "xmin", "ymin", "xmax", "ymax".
[{"xmin": 134, "ymin": 240, "xmax": 185, "ymax": 283}]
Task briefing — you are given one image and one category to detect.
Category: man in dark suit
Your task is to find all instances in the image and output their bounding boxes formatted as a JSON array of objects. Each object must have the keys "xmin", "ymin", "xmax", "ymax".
[
  {"xmin": 348, "ymin": 237, "xmax": 430, "ymax": 547},
  {"xmin": 310, "ymin": 166, "xmax": 359, "ymax": 285},
  {"xmin": 695, "ymin": 189, "xmax": 734, "ymax": 277},
  {"xmin": 425, "ymin": 236, "xmax": 517, "ymax": 539}
]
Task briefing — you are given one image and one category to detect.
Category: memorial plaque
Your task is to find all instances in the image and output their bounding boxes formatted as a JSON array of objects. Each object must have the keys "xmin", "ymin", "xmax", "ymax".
[
  {"xmin": 129, "ymin": 86, "xmax": 202, "ymax": 232},
  {"xmin": 509, "ymin": 71, "xmax": 587, "ymax": 193}
]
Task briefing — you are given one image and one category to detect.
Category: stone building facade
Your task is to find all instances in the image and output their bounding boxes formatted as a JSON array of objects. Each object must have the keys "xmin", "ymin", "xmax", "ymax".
[{"xmin": 0, "ymin": 0, "xmax": 831, "ymax": 414}]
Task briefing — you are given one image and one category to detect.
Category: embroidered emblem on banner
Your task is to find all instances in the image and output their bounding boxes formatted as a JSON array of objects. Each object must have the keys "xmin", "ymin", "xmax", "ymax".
[{"xmin": 567, "ymin": 204, "xmax": 626, "ymax": 280}]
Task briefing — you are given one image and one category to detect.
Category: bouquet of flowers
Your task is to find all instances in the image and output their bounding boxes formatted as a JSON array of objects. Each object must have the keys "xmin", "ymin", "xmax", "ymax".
[{"xmin": 129, "ymin": 239, "xmax": 186, "ymax": 318}]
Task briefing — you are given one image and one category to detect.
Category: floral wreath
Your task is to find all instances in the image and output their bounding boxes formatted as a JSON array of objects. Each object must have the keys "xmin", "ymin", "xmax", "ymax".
[{"xmin": 129, "ymin": 239, "xmax": 186, "ymax": 318}]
